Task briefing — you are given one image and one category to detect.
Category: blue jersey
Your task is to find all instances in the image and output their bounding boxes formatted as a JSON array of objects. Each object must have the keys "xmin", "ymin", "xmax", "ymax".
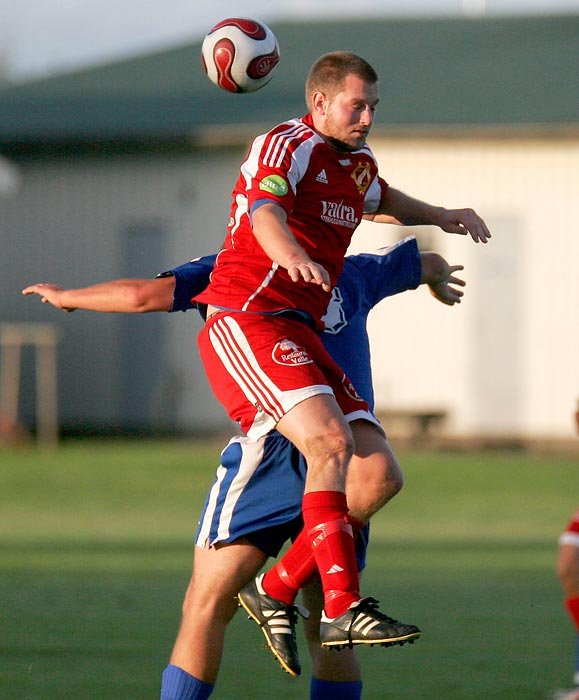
[
  {"xmin": 319, "ymin": 237, "xmax": 421, "ymax": 409},
  {"xmin": 161, "ymin": 237, "xmax": 421, "ymax": 562}
]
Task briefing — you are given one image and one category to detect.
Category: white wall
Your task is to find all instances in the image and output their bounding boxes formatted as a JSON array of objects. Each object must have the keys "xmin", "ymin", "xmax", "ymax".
[{"xmin": 348, "ymin": 137, "xmax": 579, "ymax": 439}]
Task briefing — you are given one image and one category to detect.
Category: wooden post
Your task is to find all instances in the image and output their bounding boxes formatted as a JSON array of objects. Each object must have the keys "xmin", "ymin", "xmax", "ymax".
[{"xmin": 0, "ymin": 323, "xmax": 59, "ymax": 447}]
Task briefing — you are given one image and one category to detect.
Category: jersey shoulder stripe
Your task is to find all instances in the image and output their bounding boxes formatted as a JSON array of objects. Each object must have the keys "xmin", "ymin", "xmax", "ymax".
[{"xmin": 262, "ymin": 119, "xmax": 318, "ymax": 169}]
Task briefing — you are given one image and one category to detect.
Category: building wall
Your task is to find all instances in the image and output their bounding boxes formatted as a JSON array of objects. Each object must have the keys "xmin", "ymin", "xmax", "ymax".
[
  {"xmin": 0, "ymin": 149, "xmax": 242, "ymax": 434},
  {"xmin": 347, "ymin": 136, "xmax": 579, "ymax": 439},
  {"xmin": 2, "ymin": 136, "xmax": 578, "ymax": 438}
]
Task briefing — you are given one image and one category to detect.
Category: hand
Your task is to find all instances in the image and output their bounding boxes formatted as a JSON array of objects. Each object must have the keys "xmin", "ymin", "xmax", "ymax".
[
  {"xmin": 428, "ymin": 264, "xmax": 466, "ymax": 306},
  {"xmin": 286, "ymin": 260, "xmax": 331, "ymax": 292},
  {"xmin": 439, "ymin": 208, "xmax": 491, "ymax": 244},
  {"xmin": 22, "ymin": 283, "xmax": 76, "ymax": 312}
]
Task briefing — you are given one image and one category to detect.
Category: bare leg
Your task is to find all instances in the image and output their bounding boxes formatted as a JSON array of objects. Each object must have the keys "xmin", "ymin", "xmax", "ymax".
[
  {"xmin": 275, "ymin": 393, "xmax": 354, "ymax": 494},
  {"xmin": 558, "ymin": 544, "xmax": 579, "ymax": 599},
  {"xmin": 302, "ymin": 575, "xmax": 361, "ymax": 683},
  {"xmin": 346, "ymin": 419, "xmax": 403, "ymax": 523},
  {"xmin": 169, "ymin": 541, "xmax": 267, "ymax": 683},
  {"xmin": 557, "ymin": 542, "xmax": 579, "ymax": 690}
]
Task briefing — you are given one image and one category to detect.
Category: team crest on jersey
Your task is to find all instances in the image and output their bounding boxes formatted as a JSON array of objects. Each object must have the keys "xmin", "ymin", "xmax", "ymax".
[
  {"xmin": 272, "ymin": 339, "xmax": 314, "ymax": 366},
  {"xmin": 342, "ymin": 374, "xmax": 364, "ymax": 402},
  {"xmin": 351, "ymin": 163, "xmax": 372, "ymax": 194},
  {"xmin": 321, "ymin": 287, "xmax": 347, "ymax": 335}
]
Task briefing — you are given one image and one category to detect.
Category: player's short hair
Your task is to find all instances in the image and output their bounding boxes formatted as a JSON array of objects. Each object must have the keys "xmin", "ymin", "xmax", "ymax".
[{"xmin": 305, "ymin": 52, "xmax": 379, "ymax": 110}]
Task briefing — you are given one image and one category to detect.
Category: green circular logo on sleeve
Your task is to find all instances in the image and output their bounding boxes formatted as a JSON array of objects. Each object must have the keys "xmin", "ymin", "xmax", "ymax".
[{"xmin": 259, "ymin": 174, "xmax": 289, "ymax": 196}]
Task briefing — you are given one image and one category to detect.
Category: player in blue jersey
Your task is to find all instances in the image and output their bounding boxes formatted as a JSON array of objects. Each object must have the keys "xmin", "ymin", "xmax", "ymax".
[{"xmin": 23, "ymin": 238, "xmax": 466, "ymax": 700}]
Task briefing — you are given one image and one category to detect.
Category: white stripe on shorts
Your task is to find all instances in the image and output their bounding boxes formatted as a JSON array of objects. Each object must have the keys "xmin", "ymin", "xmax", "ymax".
[
  {"xmin": 196, "ymin": 436, "xmax": 266, "ymax": 547},
  {"xmin": 209, "ymin": 315, "xmax": 286, "ymax": 422}
]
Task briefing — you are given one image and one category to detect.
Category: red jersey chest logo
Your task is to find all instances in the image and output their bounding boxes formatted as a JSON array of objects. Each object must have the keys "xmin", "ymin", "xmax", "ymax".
[{"xmin": 351, "ymin": 163, "xmax": 372, "ymax": 194}]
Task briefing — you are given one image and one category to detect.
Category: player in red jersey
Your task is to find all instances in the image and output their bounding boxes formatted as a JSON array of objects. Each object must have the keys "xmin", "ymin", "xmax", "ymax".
[
  {"xmin": 554, "ymin": 404, "xmax": 579, "ymax": 700},
  {"xmin": 195, "ymin": 51, "xmax": 491, "ymax": 675}
]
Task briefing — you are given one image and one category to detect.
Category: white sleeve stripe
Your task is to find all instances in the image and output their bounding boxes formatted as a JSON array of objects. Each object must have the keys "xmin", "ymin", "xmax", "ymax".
[{"xmin": 263, "ymin": 122, "xmax": 313, "ymax": 169}]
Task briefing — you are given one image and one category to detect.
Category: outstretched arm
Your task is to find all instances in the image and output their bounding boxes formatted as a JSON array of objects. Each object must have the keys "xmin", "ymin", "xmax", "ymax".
[
  {"xmin": 22, "ymin": 277, "xmax": 175, "ymax": 313},
  {"xmin": 365, "ymin": 187, "xmax": 491, "ymax": 244},
  {"xmin": 419, "ymin": 252, "xmax": 465, "ymax": 306}
]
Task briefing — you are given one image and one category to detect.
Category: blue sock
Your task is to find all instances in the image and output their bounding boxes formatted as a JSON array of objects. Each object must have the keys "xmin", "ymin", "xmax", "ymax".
[
  {"xmin": 310, "ymin": 677, "xmax": 363, "ymax": 700},
  {"xmin": 160, "ymin": 665, "xmax": 214, "ymax": 700}
]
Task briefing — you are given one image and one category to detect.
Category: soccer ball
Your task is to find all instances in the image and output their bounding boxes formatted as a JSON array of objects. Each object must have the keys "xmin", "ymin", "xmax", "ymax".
[{"xmin": 201, "ymin": 18, "xmax": 280, "ymax": 93}]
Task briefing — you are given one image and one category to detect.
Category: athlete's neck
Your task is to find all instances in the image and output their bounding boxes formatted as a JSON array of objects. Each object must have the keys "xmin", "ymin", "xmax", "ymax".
[{"xmin": 323, "ymin": 136, "xmax": 355, "ymax": 154}]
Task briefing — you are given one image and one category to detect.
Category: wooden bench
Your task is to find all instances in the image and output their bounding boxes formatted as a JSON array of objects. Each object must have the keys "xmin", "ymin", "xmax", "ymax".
[{"xmin": 377, "ymin": 408, "xmax": 448, "ymax": 442}]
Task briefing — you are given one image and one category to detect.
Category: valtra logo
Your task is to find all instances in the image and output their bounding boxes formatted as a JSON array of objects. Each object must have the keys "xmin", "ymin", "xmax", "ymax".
[
  {"xmin": 320, "ymin": 200, "xmax": 358, "ymax": 229},
  {"xmin": 272, "ymin": 339, "xmax": 314, "ymax": 366}
]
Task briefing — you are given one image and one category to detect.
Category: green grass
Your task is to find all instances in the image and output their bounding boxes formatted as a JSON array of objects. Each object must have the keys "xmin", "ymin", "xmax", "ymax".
[{"xmin": 1, "ymin": 440, "xmax": 578, "ymax": 699}]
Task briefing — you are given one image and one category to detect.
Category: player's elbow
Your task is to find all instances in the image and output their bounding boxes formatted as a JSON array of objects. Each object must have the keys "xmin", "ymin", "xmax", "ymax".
[{"xmin": 124, "ymin": 284, "xmax": 162, "ymax": 314}]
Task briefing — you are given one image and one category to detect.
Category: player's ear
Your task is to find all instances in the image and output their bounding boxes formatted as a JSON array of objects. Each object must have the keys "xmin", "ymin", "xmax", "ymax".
[{"xmin": 312, "ymin": 91, "xmax": 327, "ymax": 116}]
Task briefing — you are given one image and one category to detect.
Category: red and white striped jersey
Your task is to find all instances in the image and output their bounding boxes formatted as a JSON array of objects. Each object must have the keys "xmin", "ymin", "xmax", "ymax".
[{"xmin": 195, "ymin": 113, "xmax": 388, "ymax": 324}]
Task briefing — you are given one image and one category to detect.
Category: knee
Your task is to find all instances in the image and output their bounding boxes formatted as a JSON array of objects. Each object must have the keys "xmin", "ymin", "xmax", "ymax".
[
  {"xmin": 362, "ymin": 466, "xmax": 403, "ymax": 517},
  {"xmin": 304, "ymin": 427, "xmax": 354, "ymax": 469},
  {"xmin": 346, "ymin": 452, "xmax": 404, "ymax": 522},
  {"xmin": 181, "ymin": 579, "xmax": 238, "ymax": 625},
  {"xmin": 557, "ymin": 546, "xmax": 579, "ymax": 597},
  {"xmin": 558, "ymin": 557, "xmax": 575, "ymax": 587},
  {"xmin": 383, "ymin": 460, "xmax": 404, "ymax": 500}
]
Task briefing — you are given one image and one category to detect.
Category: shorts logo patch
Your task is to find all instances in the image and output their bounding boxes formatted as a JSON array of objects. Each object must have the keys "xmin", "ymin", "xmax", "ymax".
[
  {"xmin": 342, "ymin": 374, "xmax": 364, "ymax": 402},
  {"xmin": 272, "ymin": 338, "xmax": 314, "ymax": 366}
]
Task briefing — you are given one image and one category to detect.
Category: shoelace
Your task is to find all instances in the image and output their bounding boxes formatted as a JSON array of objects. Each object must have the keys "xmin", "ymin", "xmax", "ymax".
[
  {"xmin": 267, "ymin": 606, "xmax": 299, "ymax": 628},
  {"xmin": 265, "ymin": 602, "xmax": 309, "ymax": 630},
  {"xmin": 353, "ymin": 597, "xmax": 398, "ymax": 625}
]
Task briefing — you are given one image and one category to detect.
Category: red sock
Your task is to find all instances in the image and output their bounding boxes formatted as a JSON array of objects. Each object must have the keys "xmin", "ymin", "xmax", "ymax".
[
  {"xmin": 302, "ymin": 490, "xmax": 360, "ymax": 618},
  {"xmin": 262, "ymin": 528, "xmax": 316, "ymax": 604},
  {"xmin": 566, "ymin": 596, "xmax": 579, "ymax": 631},
  {"xmin": 262, "ymin": 513, "xmax": 365, "ymax": 605}
]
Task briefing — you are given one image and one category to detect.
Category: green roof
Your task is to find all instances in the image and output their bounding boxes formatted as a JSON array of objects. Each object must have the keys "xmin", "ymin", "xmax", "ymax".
[{"xmin": 0, "ymin": 14, "xmax": 577, "ymax": 149}]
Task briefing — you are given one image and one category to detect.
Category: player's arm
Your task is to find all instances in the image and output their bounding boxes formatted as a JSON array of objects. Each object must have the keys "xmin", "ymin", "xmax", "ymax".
[
  {"xmin": 251, "ymin": 201, "xmax": 331, "ymax": 291},
  {"xmin": 419, "ymin": 252, "xmax": 465, "ymax": 306},
  {"xmin": 365, "ymin": 186, "xmax": 491, "ymax": 244},
  {"xmin": 21, "ymin": 277, "xmax": 175, "ymax": 313}
]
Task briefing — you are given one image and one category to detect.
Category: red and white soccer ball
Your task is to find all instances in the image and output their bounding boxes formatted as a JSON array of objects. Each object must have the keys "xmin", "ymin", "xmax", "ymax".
[{"xmin": 201, "ymin": 18, "xmax": 280, "ymax": 93}]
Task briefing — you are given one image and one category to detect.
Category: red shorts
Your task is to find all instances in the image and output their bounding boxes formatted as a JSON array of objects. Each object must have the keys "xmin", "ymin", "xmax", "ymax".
[
  {"xmin": 197, "ymin": 311, "xmax": 379, "ymax": 438},
  {"xmin": 560, "ymin": 509, "xmax": 579, "ymax": 547}
]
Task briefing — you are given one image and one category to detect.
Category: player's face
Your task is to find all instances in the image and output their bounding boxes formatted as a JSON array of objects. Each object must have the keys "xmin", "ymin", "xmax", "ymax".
[{"xmin": 321, "ymin": 74, "xmax": 379, "ymax": 152}]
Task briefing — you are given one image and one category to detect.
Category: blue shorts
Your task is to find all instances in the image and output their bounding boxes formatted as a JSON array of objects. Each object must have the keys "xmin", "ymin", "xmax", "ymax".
[{"xmin": 195, "ymin": 431, "xmax": 369, "ymax": 571}]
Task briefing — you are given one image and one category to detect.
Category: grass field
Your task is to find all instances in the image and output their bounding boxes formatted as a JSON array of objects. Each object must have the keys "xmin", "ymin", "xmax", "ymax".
[{"xmin": 1, "ymin": 439, "xmax": 578, "ymax": 699}]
